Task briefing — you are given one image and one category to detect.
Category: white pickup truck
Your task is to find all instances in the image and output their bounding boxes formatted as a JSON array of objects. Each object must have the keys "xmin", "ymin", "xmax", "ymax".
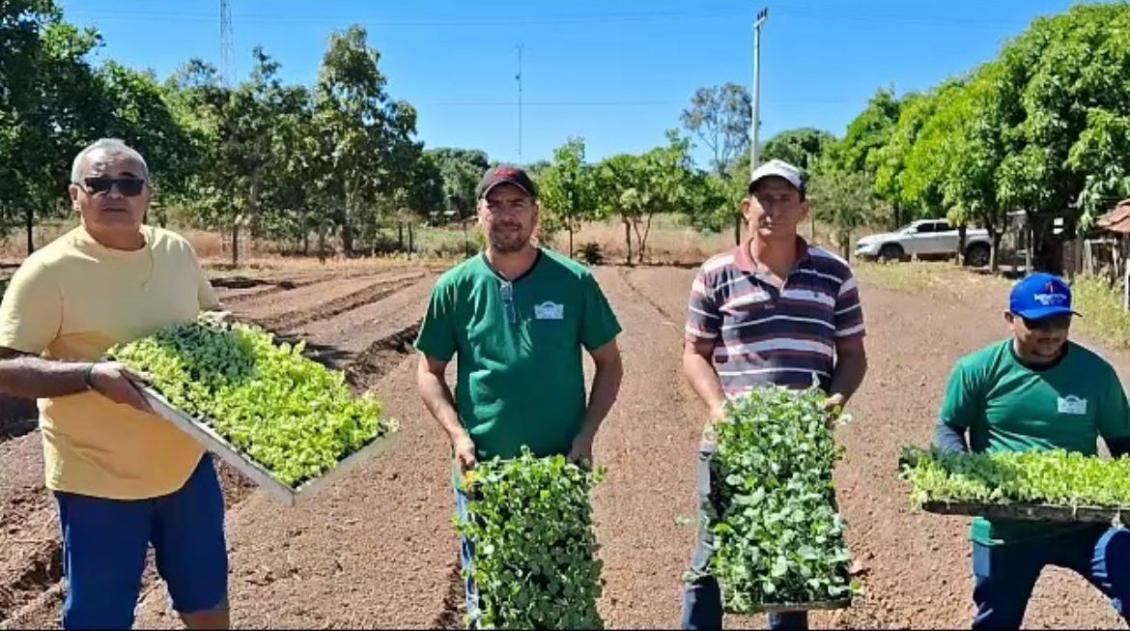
[{"xmin": 854, "ymin": 219, "xmax": 993, "ymax": 267}]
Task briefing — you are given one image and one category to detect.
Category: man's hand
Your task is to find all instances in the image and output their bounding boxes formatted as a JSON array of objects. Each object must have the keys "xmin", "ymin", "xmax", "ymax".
[
  {"xmin": 568, "ymin": 432, "xmax": 595, "ymax": 468},
  {"xmin": 700, "ymin": 403, "xmax": 728, "ymax": 451},
  {"xmin": 89, "ymin": 362, "xmax": 155, "ymax": 415},
  {"xmin": 453, "ymin": 433, "xmax": 478, "ymax": 474},
  {"xmin": 708, "ymin": 403, "xmax": 727, "ymax": 424},
  {"xmin": 824, "ymin": 393, "xmax": 848, "ymax": 429}
]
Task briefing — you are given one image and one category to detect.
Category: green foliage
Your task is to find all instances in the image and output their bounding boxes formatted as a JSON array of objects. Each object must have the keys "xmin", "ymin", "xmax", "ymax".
[
  {"xmin": 428, "ymin": 147, "xmax": 490, "ymax": 218},
  {"xmin": 539, "ymin": 137, "xmax": 597, "ymax": 251},
  {"xmin": 808, "ymin": 166, "xmax": 885, "ymax": 259},
  {"xmin": 763, "ymin": 128, "xmax": 837, "ymax": 172},
  {"xmin": 680, "ymin": 82, "xmax": 751, "ymax": 176},
  {"xmin": 706, "ymin": 386, "xmax": 857, "ymax": 612},
  {"xmin": 2, "ymin": 1, "xmax": 445, "ymax": 259},
  {"xmin": 109, "ymin": 316, "xmax": 391, "ymax": 488},
  {"xmin": 874, "ymin": 82, "xmax": 964, "ymax": 222},
  {"xmin": 833, "ymin": 88, "xmax": 901, "ymax": 178},
  {"xmin": 457, "ymin": 449, "xmax": 605, "ymax": 629},
  {"xmin": 901, "ymin": 446, "xmax": 1130, "ymax": 508},
  {"xmin": 0, "ymin": 1, "xmax": 103, "ymax": 249},
  {"xmin": 591, "ymin": 131, "xmax": 700, "ymax": 263}
]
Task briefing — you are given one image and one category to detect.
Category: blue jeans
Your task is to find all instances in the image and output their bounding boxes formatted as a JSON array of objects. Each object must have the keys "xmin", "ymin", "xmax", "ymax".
[
  {"xmin": 972, "ymin": 526, "xmax": 1130, "ymax": 629},
  {"xmin": 682, "ymin": 445, "xmax": 808, "ymax": 630},
  {"xmin": 55, "ymin": 454, "xmax": 228, "ymax": 630},
  {"xmin": 454, "ymin": 484, "xmax": 482, "ymax": 629}
]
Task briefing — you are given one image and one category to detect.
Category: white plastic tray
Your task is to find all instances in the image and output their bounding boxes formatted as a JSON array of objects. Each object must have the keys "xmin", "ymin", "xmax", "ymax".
[{"xmin": 142, "ymin": 386, "xmax": 394, "ymax": 506}]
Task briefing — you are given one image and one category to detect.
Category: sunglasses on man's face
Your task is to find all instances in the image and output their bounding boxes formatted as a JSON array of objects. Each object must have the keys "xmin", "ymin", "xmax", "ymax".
[
  {"xmin": 79, "ymin": 177, "xmax": 147, "ymax": 197},
  {"xmin": 1021, "ymin": 314, "xmax": 1073, "ymax": 331}
]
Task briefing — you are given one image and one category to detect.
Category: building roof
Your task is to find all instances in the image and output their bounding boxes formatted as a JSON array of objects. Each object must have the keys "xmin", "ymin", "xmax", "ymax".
[{"xmin": 1097, "ymin": 200, "xmax": 1130, "ymax": 234}]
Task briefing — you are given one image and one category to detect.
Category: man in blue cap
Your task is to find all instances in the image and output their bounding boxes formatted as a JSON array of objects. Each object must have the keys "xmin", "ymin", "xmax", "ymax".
[{"xmin": 935, "ymin": 272, "xmax": 1130, "ymax": 629}]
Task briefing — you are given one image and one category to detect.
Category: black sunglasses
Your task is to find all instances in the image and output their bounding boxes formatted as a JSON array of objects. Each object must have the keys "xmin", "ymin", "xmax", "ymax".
[
  {"xmin": 1021, "ymin": 314, "xmax": 1073, "ymax": 331},
  {"xmin": 78, "ymin": 177, "xmax": 147, "ymax": 197}
]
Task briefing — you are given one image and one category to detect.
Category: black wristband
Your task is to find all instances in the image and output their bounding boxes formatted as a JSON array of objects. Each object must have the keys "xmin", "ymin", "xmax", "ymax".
[{"xmin": 83, "ymin": 363, "xmax": 97, "ymax": 389}]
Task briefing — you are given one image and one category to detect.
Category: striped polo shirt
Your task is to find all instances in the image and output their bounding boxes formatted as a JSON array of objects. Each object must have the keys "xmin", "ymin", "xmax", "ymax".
[{"xmin": 685, "ymin": 238, "xmax": 865, "ymax": 398}]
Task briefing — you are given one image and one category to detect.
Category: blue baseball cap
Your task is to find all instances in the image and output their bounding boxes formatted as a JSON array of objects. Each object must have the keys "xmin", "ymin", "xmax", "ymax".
[{"xmin": 1009, "ymin": 273, "xmax": 1080, "ymax": 320}]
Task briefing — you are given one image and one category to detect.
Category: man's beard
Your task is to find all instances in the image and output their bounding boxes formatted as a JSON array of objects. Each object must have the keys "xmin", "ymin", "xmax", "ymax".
[{"xmin": 488, "ymin": 227, "xmax": 529, "ymax": 253}]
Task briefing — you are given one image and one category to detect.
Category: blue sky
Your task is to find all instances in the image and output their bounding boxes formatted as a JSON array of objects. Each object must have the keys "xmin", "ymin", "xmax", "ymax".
[{"xmin": 60, "ymin": 0, "xmax": 1089, "ymax": 168}]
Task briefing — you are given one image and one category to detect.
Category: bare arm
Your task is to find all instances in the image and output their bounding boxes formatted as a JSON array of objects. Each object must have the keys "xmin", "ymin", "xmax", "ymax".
[
  {"xmin": 683, "ymin": 338, "xmax": 727, "ymax": 423},
  {"xmin": 567, "ymin": 340, "xmax": 623, "ymax": 464},
  {"xmin": 828, "ymin": 337, "xmax": 868, "ymax": 408},
  {"xmin": 0, "ymin": 347, "xmax": 88, "ymax": 398},
  {"xmin": 0, "ymin": 347, "xmax": 153, "ymax": 413},
  {"xmin": 415, "ymin": 352, "xmax": 476, "ymax": 472}
]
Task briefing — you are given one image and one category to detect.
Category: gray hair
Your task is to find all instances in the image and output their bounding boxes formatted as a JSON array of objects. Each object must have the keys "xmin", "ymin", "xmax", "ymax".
[{"xmin": 70, "ymin": 138, "xmax": 149, "ymax": 184}]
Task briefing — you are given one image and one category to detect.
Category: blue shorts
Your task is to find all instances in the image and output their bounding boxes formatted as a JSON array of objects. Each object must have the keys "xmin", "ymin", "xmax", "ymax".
[{"xmin": 55, "ymin": 454, "xmax": 229, "ymax": 630}]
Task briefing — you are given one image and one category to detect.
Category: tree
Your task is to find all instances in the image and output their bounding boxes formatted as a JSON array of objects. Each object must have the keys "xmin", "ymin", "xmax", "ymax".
[
  {"xmin": 0, "ymin": 1, "xmax": 103, "ymax": 253},
  {"xmin": 592, "ymin": 132, "xmax": 696, "ymax": 265},
  {"xmin": 427, "ymin": 147, "xmax": 490, "ymax": 219},
  {"xmin": 314, "ymin": 25, "xmax": 416, "ymax": 257},
  {"xmin": 539, "ymin": 137, "xmax": 596, "ymax": 257},
  {"xmin": 170, "ymin": 49, "xmax": 297, "ymax": 266},
  {"xmin": 873, "ymin": 82, "xmax": 964, "ymax": 229},
  {"xmin": 89, "ymin": 62, "xmax": 198, "ymax": 225},
  {"xmin": 680, "ymin": 83, "xmax": 752, "ymax": 177},
  {"xmin": 833, "ymin": 88, "xmax": 901, "ymax": 178},
  {"xmin": 762, "ymin": 128, "xmax": 836, "ymax": 172},
  {"xmin": 682, "ymin": 83, "xmax": 753, "ymax": 245},
  {"xmin": 808, "ymin": 165, "xmax": 885, "ymax": 260}
]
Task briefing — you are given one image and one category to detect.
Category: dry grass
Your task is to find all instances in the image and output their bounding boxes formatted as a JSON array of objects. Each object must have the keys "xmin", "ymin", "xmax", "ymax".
[
  {"xmin": 555, "ymin": 219, "xmax": 727, "ymax": 265},
  {"xmin": 0, "ymin": 214, "xmax": 849, "ymax": 280},
  {"xmin": 855, "ymin": 260, "xmax": 1012, "ymax": 301},
  {"xmin": 552, "ymin": 216, "xmax": 844, "ymax": 265},
  {"xmin": 1071, "ymin": 276, "xmax": 1130, "ymax": 349}
]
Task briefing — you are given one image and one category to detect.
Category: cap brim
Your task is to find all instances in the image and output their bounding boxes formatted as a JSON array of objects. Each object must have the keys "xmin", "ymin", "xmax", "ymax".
[
  {"xmin": 479, "ymin": 179, "xmax": 533, "ymax": 199},
  {"xmin": 747, "ymin": 173, "xmax": 803, "ymax": 194},
  {"xmin": 1013, "ymin": 306, "xmax": 1082, "ymax": 320}
]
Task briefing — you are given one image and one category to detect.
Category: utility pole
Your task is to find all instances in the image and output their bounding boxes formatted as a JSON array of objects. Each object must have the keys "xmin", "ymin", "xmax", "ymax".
[
  {"xmin": 516, "ymin": 44, "xmax": 524, "ymax": 163},
  {"xmin": 737, "ymin": 7, "xmax": 768, "ymax": 245},
  {"xmin": 750, "ymin": 7, "xmax": 768, "ymax": 180}
]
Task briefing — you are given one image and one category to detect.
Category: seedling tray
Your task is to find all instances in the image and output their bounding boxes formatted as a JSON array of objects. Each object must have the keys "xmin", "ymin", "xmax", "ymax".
[
  {"xmin": 142, "ymin": 386, "xmax": 394, "ymax": 506},
  {"xmin": 920, "ymin": 499, "xmax": 1127, "ymax": 524}
]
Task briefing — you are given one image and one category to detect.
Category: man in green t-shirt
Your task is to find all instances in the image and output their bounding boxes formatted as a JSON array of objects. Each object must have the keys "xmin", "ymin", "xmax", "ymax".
[
  {"xmin": 935, "ymin": 272, "xmax": 1130, "ymax": 629},
  {"xmin": 414, "ymin": 164, "xmax": 623, "ymax": 626}
]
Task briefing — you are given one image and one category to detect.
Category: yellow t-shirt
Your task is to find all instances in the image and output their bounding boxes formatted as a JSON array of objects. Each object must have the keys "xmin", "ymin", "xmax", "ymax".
[{"xmin": 0, "ymin": 225, "xmax": 220, "ymax": 500}]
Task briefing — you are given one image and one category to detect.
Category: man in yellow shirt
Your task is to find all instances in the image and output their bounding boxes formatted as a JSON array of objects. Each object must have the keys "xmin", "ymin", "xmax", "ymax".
[{"xmin": 0, "ymin": 139, "xmax": 229, "ymax": 630}]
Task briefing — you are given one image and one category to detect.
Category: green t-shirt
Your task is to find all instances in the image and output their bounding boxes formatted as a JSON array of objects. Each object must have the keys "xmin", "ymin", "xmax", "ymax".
[
  {"xmin": 414, "ymin": 249, "xmax": 622, "ymax": 460},
  {"xmin": 940, "ymin": 339, "xmax": 1130, "ymax": 546}
]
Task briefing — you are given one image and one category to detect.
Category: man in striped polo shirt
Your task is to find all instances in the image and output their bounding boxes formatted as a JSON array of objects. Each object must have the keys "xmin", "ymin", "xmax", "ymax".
[{"xmin": 681, "ymin": 159, "xmax": 869, "ymax": 631}]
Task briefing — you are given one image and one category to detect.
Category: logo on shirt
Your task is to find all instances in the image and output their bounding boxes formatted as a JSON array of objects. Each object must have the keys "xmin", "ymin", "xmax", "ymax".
[
  {"xmin": 1057, "ymin": 395, "xmax": 1088, "ymax": 416},
  {"xmin": 534, "ymin": 301, "xmax": 565, "ymax": 320}
]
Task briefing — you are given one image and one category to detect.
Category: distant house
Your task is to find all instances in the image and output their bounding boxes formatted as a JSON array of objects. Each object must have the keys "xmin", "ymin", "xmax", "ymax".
[
  {"xmin": 1082, "ymin": 199, "xmax": 1130, "ymax": 283},
  {"xmin": 1097, "ymin": 199, "xmax": 1130, "ymax": 235}
]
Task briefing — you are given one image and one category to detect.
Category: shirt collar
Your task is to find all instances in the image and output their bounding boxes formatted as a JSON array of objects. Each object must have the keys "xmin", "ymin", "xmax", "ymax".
[{"xmin": 733, "ymin": 236, "xmax": 812, "ymax": 274}]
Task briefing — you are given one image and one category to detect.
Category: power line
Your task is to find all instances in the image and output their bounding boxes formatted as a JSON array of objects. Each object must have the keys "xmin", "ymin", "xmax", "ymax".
[
  {"xmin": 64, "ymin": 7, "xmax": 1036, "ymax": 30},
  {"xmin": 65, "ymin": 8, "xmax": 746, "ymax": 26},
  {"xmin": 409, "ymin": 98, "xmax": 856, "ymax": 108}
]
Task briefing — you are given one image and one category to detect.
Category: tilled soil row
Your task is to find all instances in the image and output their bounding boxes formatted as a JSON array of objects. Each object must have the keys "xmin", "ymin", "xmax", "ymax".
[
  {"xmin": 255, "ymin": 273, "xmax": 425, "ymax": 333},
  {"xmin": 0, "ymin": 434, "xmax": 60, "ymax": 628}
]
